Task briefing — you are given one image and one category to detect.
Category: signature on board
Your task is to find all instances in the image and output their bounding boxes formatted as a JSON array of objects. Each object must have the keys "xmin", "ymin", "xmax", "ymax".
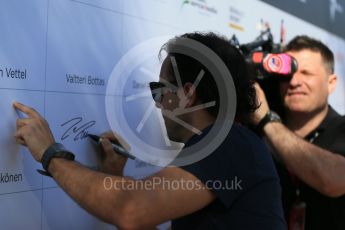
[{"xmin": 61, "ymin": 117, "xmax": 96, "ymax": 141}]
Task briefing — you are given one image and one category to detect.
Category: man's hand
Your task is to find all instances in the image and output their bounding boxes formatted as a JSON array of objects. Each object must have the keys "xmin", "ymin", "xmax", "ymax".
[
  {"xmin": 250, "ymin": 83, "xmax": 270, "ymax": 125},
  {"xmin": 13, "ymin": 101, "xmax": 55, "ymax": 162},
  {"xmin": 98, "ymin": 131, "xmax": 130, "ymax": 176}
]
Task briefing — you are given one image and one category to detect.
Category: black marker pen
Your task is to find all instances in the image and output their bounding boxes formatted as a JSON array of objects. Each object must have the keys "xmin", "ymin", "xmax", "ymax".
[{"xmin": 88, "ymin": 134, "xmax": 135, "ymax": 160}]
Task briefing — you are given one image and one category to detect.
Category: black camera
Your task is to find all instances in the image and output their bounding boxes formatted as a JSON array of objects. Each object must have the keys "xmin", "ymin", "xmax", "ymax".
[{"xmin": 230, "ymin": 29, "xmax": 298, "ymax": 117}]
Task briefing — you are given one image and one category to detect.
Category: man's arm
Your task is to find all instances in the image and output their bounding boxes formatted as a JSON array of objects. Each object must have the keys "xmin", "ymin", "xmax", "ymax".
[
  {"xmin": 48, "ymin": 159, "xmax": 214, "ymax": 229},
  {"xmin": 13, "ymin": 101, "xmax": 215, "ymax": 229},
  {"xmin": 262, "ymin": 121, "xmax": 345, "ymax": 197},
  {"xmin": 252, "ymin": 84, "xmax": 345, "ymax": 197}
]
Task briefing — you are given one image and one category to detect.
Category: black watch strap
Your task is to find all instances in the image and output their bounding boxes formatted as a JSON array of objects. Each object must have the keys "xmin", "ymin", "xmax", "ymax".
[
  {"xmin": 257, "ymin": 110, "xmax": 281, "ymax": 134},
  {"xmin": 37, "ymin": 143, "xmax": 75, "ymax": 177}
]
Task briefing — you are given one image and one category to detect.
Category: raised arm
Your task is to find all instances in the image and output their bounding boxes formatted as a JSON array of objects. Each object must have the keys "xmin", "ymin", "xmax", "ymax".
[
  {"xmin": 251, "ymin": 85, "xmax": 345, "ymax": 197},
  {"xmin": 13, "ymin": 101, "xmax": 215, "ymax": 229}
]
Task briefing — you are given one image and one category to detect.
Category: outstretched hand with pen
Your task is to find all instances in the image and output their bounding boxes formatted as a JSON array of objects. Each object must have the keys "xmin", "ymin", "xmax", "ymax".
[
  {"xmin": 13, "ymin": 101, "xmax": 131, "ymax": 176},
  {"xmin": 96, "ymin": 131, "xmax": 131, "ymax": 176},
  {"xmin": 13, "ymin": 101, "xmax": 56, "ymax": 162}
]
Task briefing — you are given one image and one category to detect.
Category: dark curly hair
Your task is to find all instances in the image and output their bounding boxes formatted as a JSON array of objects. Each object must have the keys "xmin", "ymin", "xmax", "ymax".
[{"xmin": 159, "ymin": 32, "xmax": 258, "ymax": 123}]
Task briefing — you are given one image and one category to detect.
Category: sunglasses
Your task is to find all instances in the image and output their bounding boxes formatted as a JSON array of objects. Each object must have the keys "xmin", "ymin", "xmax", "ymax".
[{"xmin": 149, "ymin": 81, "xmax": 178, "ymax": 103}]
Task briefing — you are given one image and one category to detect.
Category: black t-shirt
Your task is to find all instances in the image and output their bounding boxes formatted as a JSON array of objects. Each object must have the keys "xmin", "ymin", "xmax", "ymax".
[
  {"xmin": 277, "ymin": 106, "xmax": 345, "ymax": 230},
  {"xmin": 172, "ymin": 123, "xmax": 287, "ymax": 230}
]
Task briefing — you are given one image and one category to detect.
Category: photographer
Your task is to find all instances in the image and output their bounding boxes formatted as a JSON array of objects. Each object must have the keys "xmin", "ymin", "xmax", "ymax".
[{"xmin": 252, "ymin": 35, "xmax": 345, "ymax": 230}]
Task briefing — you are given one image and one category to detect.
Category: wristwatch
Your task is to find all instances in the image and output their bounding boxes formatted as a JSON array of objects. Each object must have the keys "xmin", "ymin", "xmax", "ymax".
[
  {"xmin": 257, "ymin": 110, "xmax": 281, "ymax": 133},
  {"xmin": 37, "ymin": 143, "xmax": 75, "ymax": 177}
]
